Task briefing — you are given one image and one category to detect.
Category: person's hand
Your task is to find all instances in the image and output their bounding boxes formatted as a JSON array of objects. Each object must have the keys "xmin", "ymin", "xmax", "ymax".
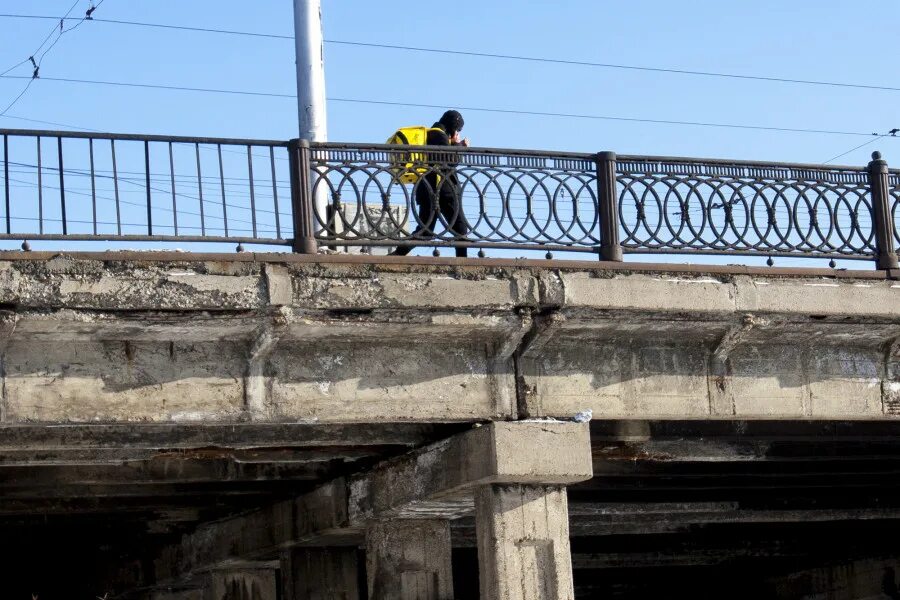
[{"xmin": 459, "ymin": 137, "xmax": 470, "ymax": 147}]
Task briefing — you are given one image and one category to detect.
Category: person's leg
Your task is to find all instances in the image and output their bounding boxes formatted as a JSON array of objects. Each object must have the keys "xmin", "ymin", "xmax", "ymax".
[
  {"xmin": 389, "ymin": 178, "xmax": 438, "ymax": 256},
  {"xmin": 438, "ymin": 183, "xmax": 469, "ymax": 258}
]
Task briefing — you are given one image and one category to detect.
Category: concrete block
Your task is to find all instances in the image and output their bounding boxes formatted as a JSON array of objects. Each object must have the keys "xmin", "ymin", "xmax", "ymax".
[
  {"xmin": 735, "ymin": 277, "xmax": 900, "ymax": 319},
  {"xmin": 4, "ymin": 341, "xmax": 244, "ymax": 422},
  {"xmin": 475, "ymin": 484, "xmax": 575, "ymax": 600},
  {"xmin": 523, "ymin": 344, "xmax": 710, "ymax": 419},
  {"xmin": 282, "ymin": 548, "xmax": 359, "ymax": 600},
  {"xmin": 263, "ymin": 263, "xmax": 293, "ymax": 306},
  {"xmin": 728, "ymin": 345, "xmax": 884, "ymax": 418},
  {"xmin": 558, "ymin": 272, "xmax": 737, "ymax": 314},
  {"xmin": 269, "ymin": 342, "xmax": 506, "ymax": 422},
  {"xmin": 366, "ymin": 520, "xmax": 453, "ymax": 600},
  {"xmin": 208, "ymin": 568, "xmax": 277, "ymax": 600},
  {"xmin": 289, "ymin": 268, "xmax": 530, "ymax": 310}
]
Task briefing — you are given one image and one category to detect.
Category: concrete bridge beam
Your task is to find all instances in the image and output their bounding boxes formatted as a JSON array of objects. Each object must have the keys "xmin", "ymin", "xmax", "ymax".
[{"xmin": 152, "ymin": 421, "xmax": 592, "ymax": 597}]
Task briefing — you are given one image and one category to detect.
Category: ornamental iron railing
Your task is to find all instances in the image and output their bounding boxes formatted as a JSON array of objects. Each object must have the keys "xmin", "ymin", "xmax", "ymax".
[{"xmin": 1, "ymin": 129, "xmax": 898, "ymax": 269}]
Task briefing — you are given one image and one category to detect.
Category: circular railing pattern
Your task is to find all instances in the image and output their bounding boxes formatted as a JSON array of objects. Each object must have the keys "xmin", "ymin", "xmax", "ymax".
[
  {"xmin": 310, "ymin": 150, "xmax": 600, "ymax": 250},
  {"xmin": 308, "ymin": 145, "xmax": 889, "ymax": 261},
  {"xmin": 617, "ymin": 169, "xmax": 876, "ymax": 257}
]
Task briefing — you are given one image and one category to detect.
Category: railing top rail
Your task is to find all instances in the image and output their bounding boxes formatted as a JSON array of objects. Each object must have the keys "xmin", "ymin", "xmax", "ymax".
[
  {"xmin": 311, "ymin": 141, "xmax": 890, "ymax": 174},
  {"xmin": 0, "ymin": 128, "xmax": 289, "ymax": 147},
  {"xmin": 616, "ymin": 153, "xmax": 871, "ymax": 173},
  {"xmin": 311, "ymin": 141, "xmax": 597, "ymax": 161},
  {"xmin": 0, "ymin": 130, "xmax": 891, "ymax": 174}
]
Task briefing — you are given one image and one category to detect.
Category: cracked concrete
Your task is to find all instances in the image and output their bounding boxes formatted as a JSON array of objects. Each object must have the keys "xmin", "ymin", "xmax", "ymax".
[{"xmin": 0, "ymin": 254, "xmax": 895, "ymax": 423}]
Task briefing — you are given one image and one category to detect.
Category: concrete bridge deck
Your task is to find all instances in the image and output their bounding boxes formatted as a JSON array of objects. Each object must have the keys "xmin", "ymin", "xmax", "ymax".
[{"xmin": 0, "ymin": 252, "xmax": 898, "ymax": 599}]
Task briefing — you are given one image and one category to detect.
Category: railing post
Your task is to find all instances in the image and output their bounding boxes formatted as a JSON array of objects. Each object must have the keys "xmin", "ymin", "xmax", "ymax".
[
  {"xmin": 596, "ymin": 151, "xmax": 623, "ymax": 261},
  {"xmin": 289, "ymin": 138, "xmax": 318, "ymax": 254},
  {"xmin": 867, "ymin": 151, "xmax": 899, "ymax": 270}
]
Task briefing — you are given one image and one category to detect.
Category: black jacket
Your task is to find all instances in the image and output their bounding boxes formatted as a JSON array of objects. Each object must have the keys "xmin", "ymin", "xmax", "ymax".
[{"xmin": 424, "ymin": 122, "xmax": 462, "ymax": 188}]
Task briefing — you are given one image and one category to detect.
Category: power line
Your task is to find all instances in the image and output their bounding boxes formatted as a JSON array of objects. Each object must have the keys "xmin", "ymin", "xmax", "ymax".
[
  {"xmin": 0, "ymin": 74, "xmax": 883, "ymax": 137},
  {"xmin": 0, "ymin": 14, "xmax": 293, "ymax": 40},
  {"xmin": 823, "ymin": 130, "xmax": 898, "ymax": 164},
  {"xmin": 0, "ymin": 1, "xmax": 106, "ymax": 117},
  {"xmin": 324, "ymin": 40, "xmax": 900, "ymax": 95},
  {"xmin": 0, "ymin": 74, "xmax": 294, "ymax": 98},
  {"xmin": 2, "ymin": 14, "xmax": 899, "ymax": 94},
  {"xmin": 0, "ymin": 112, "xmax": 102, "ymax": 131},
  {"xmin": 328, "ymin": 98, "xmax": 878, "ymax": 138}
]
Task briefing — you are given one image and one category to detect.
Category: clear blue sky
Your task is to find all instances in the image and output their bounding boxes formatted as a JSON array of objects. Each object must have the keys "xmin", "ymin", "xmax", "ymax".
[{"xmin": 0, "ymin": 1, "xmax": 896, "ymax": 264}]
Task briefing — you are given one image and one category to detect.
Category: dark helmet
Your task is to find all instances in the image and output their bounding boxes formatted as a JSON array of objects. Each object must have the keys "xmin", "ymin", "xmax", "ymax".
[{"xmin": 438, "ymin": 110, "xmax": 464, "ymax": 135}]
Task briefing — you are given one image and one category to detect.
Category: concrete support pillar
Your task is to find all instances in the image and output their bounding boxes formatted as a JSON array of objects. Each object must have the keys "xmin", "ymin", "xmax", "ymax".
[
  {"xmin": 207, "ymin": 568, "xmax": 277, "ymax": 600},
  {"xmin": 475, "ymin": 484, "xmax": 575, "ymax": 600},
  {"xmin": 366, "ymin": 519, "xmax": 454, "ymax": 600},
  {"xmin": 281, "ymin": 547, "xmax": 360, "ymax": 600}
]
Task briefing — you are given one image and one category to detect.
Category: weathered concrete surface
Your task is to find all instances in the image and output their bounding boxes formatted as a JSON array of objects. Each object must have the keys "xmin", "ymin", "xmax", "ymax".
[
  {"xmin": 475, "ymin": 484, "xmax": 575, "ymax": 600},
  {"xmin": 768, "ymin": 558, "xmax": 900, "ymax": 600},
  {"xmin": 207, "ymin": 567, "xmax": 277, "ymax": 600},
  {"xmin": 281, "ymin": 548, "xmax": 360, "ymax": 600},
  {"xmin": 366, "ymin": 520, "xmax": 454, "ymax": 600},
  {"xmin": 154, "ymin": 421, "xmax": 592, "ymax": 584},
  {"xmin": 0, "ymin": 253, "xmax": 896, "ymax": 423}
]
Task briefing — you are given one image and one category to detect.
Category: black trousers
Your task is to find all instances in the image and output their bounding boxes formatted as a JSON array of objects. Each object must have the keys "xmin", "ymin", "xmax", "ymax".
[{"xmin": 391, "ymin": 175, "xmax": 469, "ymax": 257}]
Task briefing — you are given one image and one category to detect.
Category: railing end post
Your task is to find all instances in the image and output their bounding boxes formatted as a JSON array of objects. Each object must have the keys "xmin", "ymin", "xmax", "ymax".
[{"xmin": 866, "ymin": 150, "xmax": 898, "ymax": 271}]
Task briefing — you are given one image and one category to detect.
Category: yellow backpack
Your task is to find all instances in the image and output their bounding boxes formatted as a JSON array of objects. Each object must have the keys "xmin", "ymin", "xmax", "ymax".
[{"xmin": 386, "ymin": 126, "xmax": 443, "ymax": 184}]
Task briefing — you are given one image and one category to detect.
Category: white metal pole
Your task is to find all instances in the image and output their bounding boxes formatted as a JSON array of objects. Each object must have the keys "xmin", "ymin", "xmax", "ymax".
[{"xmin": 294, "ymin": 0, "xmax": 327, "ymax": 142}]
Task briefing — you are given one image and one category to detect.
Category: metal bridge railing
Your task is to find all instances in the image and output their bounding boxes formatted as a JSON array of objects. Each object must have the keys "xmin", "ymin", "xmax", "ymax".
[
  {"xmin": 2, "ymin": 128, "xmax": 899, "ymax": 270},
  {"xmin": 1, "ymin": 129, "xmax": 292, "ymax": 248}
]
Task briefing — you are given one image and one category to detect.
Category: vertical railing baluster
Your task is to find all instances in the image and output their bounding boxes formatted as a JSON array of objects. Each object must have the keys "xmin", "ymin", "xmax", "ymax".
[
  {"xmin": 289, "ymin": 138, "xmax": 317, "ymax": 253},
  {"xmin": 2, "ymin": 135, "xmax": 8, "ymax": 234},
  {"xmin": 37, "ymin": 136, "xmax": 43, "ymax": 234},
  {"xmin": 270, "ymin": 146, "xmax": 280, "ymax": 239},
  {"xmin": 169, "ymin": 142, "xmax": 178, "ymax": 235},
  {"xmin": 111, "ymin": 139, "xmax": 121, "ymax": 235},
  {"xmin": 868, "ymin": 151, "xmax": 899, "ymax": 270},
  {"xmin": 247, "ymin": 145, "xmax": 257, "ymax": 238},
  {"xmin": 58, "ymin": 137, "xmax": 67, "ymax": 235},
  {"xmin": 195, "ymin": 143, "xmax": 205, "ymax": 236},
  {"xmin": 144, "ymin": 140, "xmax": 152, "ymax": 235},
  {"xmin": 88, "ymin": 138, "xmax": 96, "ymax": 235},
  {"xmin": 596, "ymin": 151, "xmax": 622, "ymax": 261},
  {"xmin": 217, "ymin": 144, "xmax": 227, "ymax": 237}
]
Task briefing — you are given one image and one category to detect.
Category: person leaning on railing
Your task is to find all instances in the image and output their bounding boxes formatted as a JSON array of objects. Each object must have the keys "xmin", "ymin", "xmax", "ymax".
[{"xmin": 389, "ymin": 110, "xmax": 471, "ymax": 257}]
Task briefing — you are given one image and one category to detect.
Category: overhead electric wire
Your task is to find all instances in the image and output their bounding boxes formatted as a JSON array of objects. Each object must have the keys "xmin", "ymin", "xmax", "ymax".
[
  {"xmin": 0, "ymin": 1, "xmax": 105, "ymax": 117},
  {"xmin": 822, "ymin": 132, "xmax": 894, "ymax": 164},
  {"xmin": 2, "ymin": 13, "xmax": 899, "ymax": 94},
  {"xmin": 0, "ymin": 74, "xmax": 882, "ymax": 138}
]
